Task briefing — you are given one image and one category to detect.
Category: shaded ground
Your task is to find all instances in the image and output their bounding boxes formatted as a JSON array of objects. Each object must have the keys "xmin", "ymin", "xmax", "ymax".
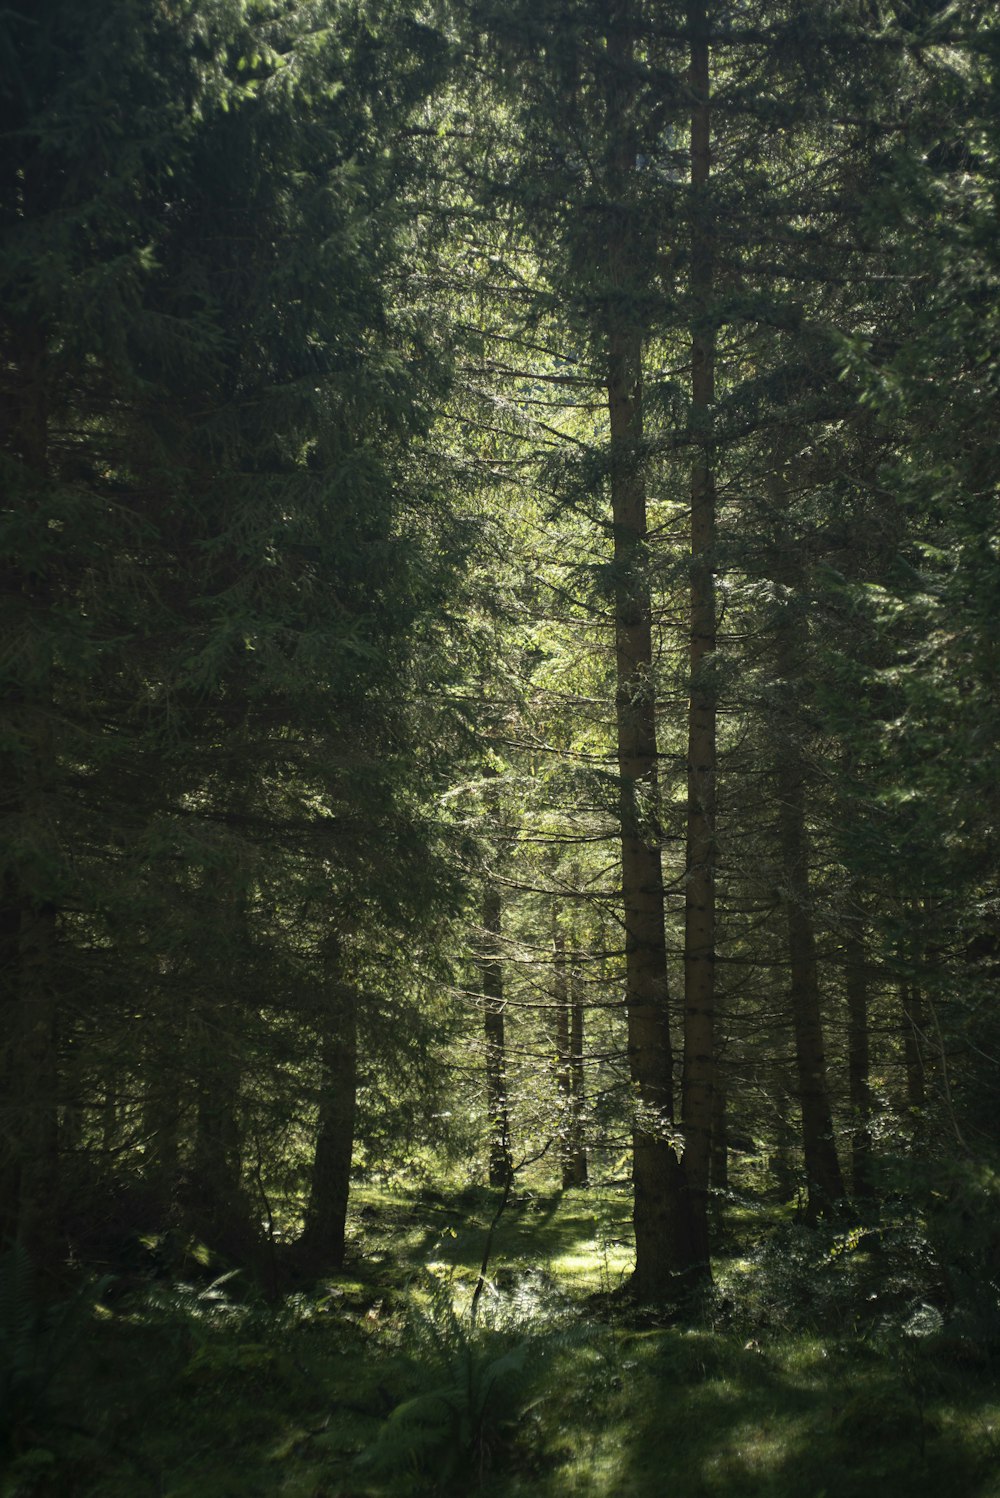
[{"xmin": 3, "ymin": 1184, "xmax": 999, "ymax": 1496}]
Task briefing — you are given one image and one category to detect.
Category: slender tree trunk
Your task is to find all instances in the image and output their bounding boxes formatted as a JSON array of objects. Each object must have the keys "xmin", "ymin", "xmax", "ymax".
[
  {"xmin": 845, "ymin": 918, "xmax": 875, "ymax": 1201},
  {"xmin": 142, "ymin": 1032, "xmax": 182, "ymax": 1221},
  {"xmin": 2, "ymin": 322, "xmax": 61, "ymax": 1269},
  {"xmin": 553, "ymin": 917, "xmax": 588, "ymax": 1189},
  {"xmin": 16, "ymin": 896, "xmax": 59, "ymax": 1266},
  {"xmin": 190, "ymin": 1037, "xmax": 247, "ymax": 1255},
  {"xmin": 184, "ymin": 859, "xmax": 270, "ymax": 1260},
  {"xmin": 605, "ymin": 8, "xmax": 689, "ymax": 1296},
  {"xmin": 710, "ymin": 1072, "xmax": 728, "ymax": 1195},
  {"xmin": 552, "ymin": 920, "xmax": 572, "ymax": 1182},
  {"xmin": 770, "ymin": 1091, "xmax": 799, "ymax": 1204},
  {"xmin": 100, "ymin": 1070, "xmax": 118, "ymax": 1157},
  {"xmin": 681, "ymin": 0, "xmax": 716, "ymax": 1280},
  {"xmin": 301, "ymin": 969, "xmax": 358, "ymax": 1270},
  {"xmin": 483, "ymin": 885, "xmax": 511, "ymax": 1188},
  {"xmin": 59, "ymin": 1074, "xmax": 83, "ymax": 1159},
  {"xmin": 566, "ymin": 942, "xmax": 589, "ymax": 1187},
  {"xmin": 764, "ymin": 450, "xmax": 846, "ymax": 1220},
  {"xmin": 776, "ymin": 737, "xmax": 847, "ymax": 1219},
  {"xmin": 191, "ymin": 1083, "xmax": 238, "ymax": 1190},
  {"xmin": 0, "ymin": 879, "xmax": 20, "ymax": 1245},
  {"xmin": 187, "ymin": 892, "xmax": 253, "ymax": 1257},
  {"xmin": 901, "ymin": 981, "xmax": 927, "ymax": 1122}
]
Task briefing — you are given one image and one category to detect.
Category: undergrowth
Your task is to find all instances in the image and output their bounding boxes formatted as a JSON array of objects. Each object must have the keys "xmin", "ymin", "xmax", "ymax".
[
  {"xmin": 0, "ymin": 1245, "xmax": 108, "ymax": 1457},
  {"xmin": 357, "ymin": 1275, "xmax": 577, "ymax": 1492},
  {"xmin": 1, "ymin": 1183, "xmax": 998, "ymax": 1497}
]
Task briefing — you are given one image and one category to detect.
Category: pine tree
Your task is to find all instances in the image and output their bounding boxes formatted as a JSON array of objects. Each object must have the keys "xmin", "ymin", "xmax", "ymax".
[{"xmin": 0, "ymin": 0, "xmax": 468, "ymax": 1269}]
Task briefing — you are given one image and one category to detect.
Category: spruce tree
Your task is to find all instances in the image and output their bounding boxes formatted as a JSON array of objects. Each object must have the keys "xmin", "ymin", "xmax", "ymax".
[{"xmin": 0, "ymin": 0, "xmax": 468, "ymax": 1269}]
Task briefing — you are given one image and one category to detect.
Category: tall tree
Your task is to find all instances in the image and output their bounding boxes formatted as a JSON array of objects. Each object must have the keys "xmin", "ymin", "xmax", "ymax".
[
  {"xmin": 681, "ymin": 0, "xmax": 718, "ymax": 1273},
  {"xmin": 0, "ymin": 0, "xmax": 467, "ymax": 1269}
]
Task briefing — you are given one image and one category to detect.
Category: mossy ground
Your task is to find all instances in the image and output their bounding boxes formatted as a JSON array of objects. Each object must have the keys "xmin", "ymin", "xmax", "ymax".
[{"xmin": 4, "ymin": 1185, "xmax": 999, "ymax": 1497}]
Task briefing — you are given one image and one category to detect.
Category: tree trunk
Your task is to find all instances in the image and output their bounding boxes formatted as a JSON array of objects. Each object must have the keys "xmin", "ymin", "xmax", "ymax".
[
  {"xmin": 764, "ymin": 448, "xmax": 847, "ymax": 1222},
  {"xmin": 605, "ymin": 12, "xmax": 689, "ymax": 1297},
  {"xmin": 0, "ymin": 879, "xmax": 21, "ymax": 1245},
  {"xmin": 483, "ymin": 885, "xmax": 511, "ymax": 1188},
  {"xmin": 187, "ymin": 902, "xmax": 254, "ymax": 1259},
  {"xmin": 15, "ymin": 897, "xmax": 60, "ymax": 1267},
  {"xmin": 1, "ymin": 321, "xmax": 61, "ymax": 1269},
  {"xmin": 566, "ymin": 942, "xmax": 588, "ymax": 1187},
  {"xmin": 776, "ymin": 743, "xmax": 847, "ymax": 1219},
  {"xmin": 142, "ymin": 1028, "xmax": 182, "ymax": 1222},
  {"xmin": 710, "ymin": 1074, "xmax": 728, "ymax": 1195},
  {"xmin": 901, "ymin": 981, "xmax": 927, "ymax": 1121},
  {"xmin": 100, "ymin": 1071, "xmax": 118, "ymax": 1158},
  {"xmin": 681, "ymin": 0, "xmax": 716, "ymax": 1281},
  {"xmin": 845, "ymin": 918, "xmax": 875, "ymax": 1201},
  {"xmin": 190, "ymin": 1035, "xmax": 248, "ymax": 1257},
  {"xmin": 301, "ymin": 970, "xmax": 358, "ymax": 1270},
  {"xmin": 553, "ymin": 917, "xmax": 588, "ymax": 1190},
  {"xmin": 769, "ymin": 1090, "xmax": 799, "ymax": 1204},
  {"xmin": 552, "ymin": 921, "xmax": 572, "ymax": 1182}
]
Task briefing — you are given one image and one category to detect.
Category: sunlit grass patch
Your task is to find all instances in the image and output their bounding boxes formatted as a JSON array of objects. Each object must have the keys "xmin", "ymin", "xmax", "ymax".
[
  {"xmin": 697, "ymin": 1409, "xmax": 817, "ymax": 1494},
  {"xmin": 547, "ymin": 1237, "xmax": 631, "ymax": 1293}
]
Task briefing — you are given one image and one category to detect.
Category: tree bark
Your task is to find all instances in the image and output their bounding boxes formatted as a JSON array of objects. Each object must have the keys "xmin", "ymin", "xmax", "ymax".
[
  {"xmin": 567, "ymin": 942, "xmax": 589, "ymax": 1187},
  {"xmin": 553, "ymin": 917, "xmax": 588, "ymax": 1189},
  {"xmin": 142, "ymin": 1025, "xmax": 182, "ymax": 1221},
  {"xmin": 186, "ymin": 882, "xmax": 255, "ymax": 1259},
  {"xmin": 604, "ymin": 4, "xmax": 691, "ymax": 1298},
  {"xmin": 301, "ymin": 966, "xmax": 358, "ymax": 1270},
  {"xmin": 552, "ymin": 921, "xmax": 572, "ymax": 1181},
  {"xmin": 15, "ymin": 896, "xmax": 60, "ymax": 1267},
  {"xmin": 710, "ymin": 1073, "xmax": 728, "ymax": 1195},
  {"xmin": 190, "ymin": 1032, "xmax": 248, "ymax": 1257},
  {"xmin": 482, "ymin": 885, "xmax": 511, "ymax": 1188},
  {"xmin": 0, "ymin": 878, "xmax": 20, "ymax": 1245},
  {"xmin": 681, "ymin": 0, "xmax": 716, "ymax": 1280},
  {"xmin": 845, "ymin": 917, "xmax": 875, "ymax": 1201},
  {"xmin": 776, "ymin": 734, "xmax": 847, "ymax": 1219},
  {"xmin": 901, "ymin": 981, "xmax": 927, "ymax": 1120},
  {"xmin": 1, "ymin": 319, "xmax": 61, "ymax": 1269}
]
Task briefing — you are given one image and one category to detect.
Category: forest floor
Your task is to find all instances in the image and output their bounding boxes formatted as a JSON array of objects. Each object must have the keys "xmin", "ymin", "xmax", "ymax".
[{"xmin": 5, "ymin": 1182, "xmax": 1000, "ymax": 1497}]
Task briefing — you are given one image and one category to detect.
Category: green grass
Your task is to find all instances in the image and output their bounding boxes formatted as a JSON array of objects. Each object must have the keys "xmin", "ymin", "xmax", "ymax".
[{"xmin": 4, "ymin": 1186, "xmax": 999, "ymax": 1497}]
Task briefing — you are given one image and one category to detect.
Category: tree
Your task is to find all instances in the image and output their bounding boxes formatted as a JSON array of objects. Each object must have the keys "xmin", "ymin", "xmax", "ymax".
[{"xmin": 0, "ymin": 0, "xmax": 468, "ymax": 1271}]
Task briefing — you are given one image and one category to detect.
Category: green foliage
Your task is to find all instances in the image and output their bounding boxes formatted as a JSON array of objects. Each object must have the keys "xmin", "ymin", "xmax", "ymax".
[
  {"xmin": 0, "ymin": 1246, "xmax": 107, "ymax": 1455},
  {"xmin": 0, "ymin": 0, "xmax": 473, "ymax": 1273},
  {"xmin": 921, "ymin": 1160, "xmax": 1000, "ymax": 1357},
  {"xmin": 719, "ymin": 1216, "xmax": 941, "ymax": 1341},
  {"xmin": 4, "ymin": 12, "xmax": 1000, "ymax": 1498},
  {"xmin": 720, "ymin": 1170, "xmax": 1000, "ymax": 1369},
  {"xmin": 0, "ymin": 1188, "xmax": 995, "ymax": 1497},
  {"xmin": 358, "ymin": 1276, "xmax": 566, "ymax": 1491}
]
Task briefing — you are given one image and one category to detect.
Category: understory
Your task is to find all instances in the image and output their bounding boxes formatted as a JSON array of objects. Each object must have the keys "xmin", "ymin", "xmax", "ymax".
[{"xmin": 3, "ymin": 1182, "xmax": 999, "ymax": 1498}]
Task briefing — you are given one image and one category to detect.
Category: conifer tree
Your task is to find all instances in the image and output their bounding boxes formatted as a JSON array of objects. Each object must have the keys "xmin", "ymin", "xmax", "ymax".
[{"xmin": 0, "ymin": 0, "xmax": 467, "ymax": 1268}]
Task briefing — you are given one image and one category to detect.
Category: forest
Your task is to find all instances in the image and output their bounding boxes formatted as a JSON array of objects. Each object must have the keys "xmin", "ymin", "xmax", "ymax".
[{"xmin": 1, "ymin": 0, "xmax": 999, "ymax": 1493}]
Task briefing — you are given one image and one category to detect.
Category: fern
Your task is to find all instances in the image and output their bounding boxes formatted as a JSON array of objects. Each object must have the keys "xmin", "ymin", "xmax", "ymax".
[{"xmin": 357, "ymin": 1277, "xmax": 567, "ymax": 1490}]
